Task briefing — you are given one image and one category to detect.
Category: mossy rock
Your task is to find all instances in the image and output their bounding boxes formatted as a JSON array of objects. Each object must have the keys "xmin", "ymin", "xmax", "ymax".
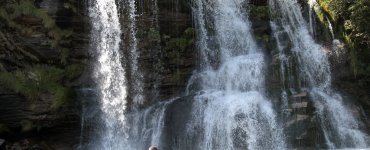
[
  {"xmin": 0, "ymin": 0, "xmax": 75, "ymax": 64},
  {"xmin": 0, "ymin": 64, "xmax": 83, "ymax": 111}
]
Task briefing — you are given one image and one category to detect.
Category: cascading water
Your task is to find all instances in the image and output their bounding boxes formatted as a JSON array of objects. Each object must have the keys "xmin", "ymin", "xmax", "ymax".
[
  {"xmin": 308, "ymin": 0, "xmax": 345, "ymax": 61},
  {"xmin": 185, "ymin": 0, "xmax": 286, "ymax": 149},
  {"xmin": 127, "ymin": 0, "xmax": 145, "ymax": 105},
  {"xmin": 85, "ymin": 0, "xmax": 370, "ymax": 149},
  {"xmin": 308, "ymin": 0, "xmax": 318, "ymax": 35},
  {"xmin": 121, "ymin": 98, "xmax": 178, "ymax": 149},
  {"xmin": 89, "ymin": 0, "xmax": 128, "ymax": 149},
  {"xmin": 269, "ymin": 0, "xmax": 369, "ymax": 148}
]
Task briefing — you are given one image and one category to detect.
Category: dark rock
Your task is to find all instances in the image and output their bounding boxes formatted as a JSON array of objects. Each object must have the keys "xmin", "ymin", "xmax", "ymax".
[
  {"xmin": 0, "ymin": 139, "xmax": 4, "ymax": 149},
  {"xmin": 250, "ymin": 0, "xmax": 268, "ymax": 6},
  {"xmin": 0, "ymin": 0, "xmax": 88, "ymax": 149}
]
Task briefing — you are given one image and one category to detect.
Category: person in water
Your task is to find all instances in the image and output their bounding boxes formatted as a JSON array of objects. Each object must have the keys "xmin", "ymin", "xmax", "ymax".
[{"xmin": 149, "ymin": 146, "xmax": 158, "ymax": 150}]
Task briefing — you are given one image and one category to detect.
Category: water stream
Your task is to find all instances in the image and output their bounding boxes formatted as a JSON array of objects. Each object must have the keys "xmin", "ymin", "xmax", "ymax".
[
  {"xmin": 89, "ymin": 0, "xmax": 128, "ymax": 149},
  {"xmin": 269, "ymin": 0, "xmax": 369, "ymax": 148},
  {"xmin": 85, "ymin": 0, "xmax": 369, "ymax": 149},
  {"xmin": 185, "ymin": 0, "xmax": 286, "ymax": 149},
  {"xmin": 127, "ymin": 0, "xmax": 145, "ymax": 106}
]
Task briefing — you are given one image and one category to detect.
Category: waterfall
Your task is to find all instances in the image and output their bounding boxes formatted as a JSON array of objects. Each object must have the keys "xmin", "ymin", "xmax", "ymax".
[
  {"xmin": 121, "ymin": 98, "xmax": 177, "ymax": 149},
  {"xmin": 186, "ymin": 0, "xmax": 286, "ymax": 149},
  {"xmin": 269, "ymin": 0, "xmax": 369, "ymax": 148},
  {"xmin": 308, "ymin": 0, "xmax": 345, "ymax": 61},
  {"xmin": 89, "ymin": 0, "xmax": 128, "ymax": 149},
  {"xmin": 127, "ymin": 0, "xmax": 145, "ymax": 105},
  {"xmin": 308, "ymin": 0, "xmax": 318, "ymax": 35},
  {"xmin": 326, "ymin": 16, "xmax": 335, "ymax": 40},
  {"xmin": 85, "ymin": 0, "xmax": 369, "ymax": 149}
]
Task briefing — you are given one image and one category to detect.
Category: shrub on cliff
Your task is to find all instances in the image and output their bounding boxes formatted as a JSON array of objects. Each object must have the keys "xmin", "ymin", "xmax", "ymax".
[{"xmin": 319, "ymin": 0, "xmax": 370, "ymax": 76}]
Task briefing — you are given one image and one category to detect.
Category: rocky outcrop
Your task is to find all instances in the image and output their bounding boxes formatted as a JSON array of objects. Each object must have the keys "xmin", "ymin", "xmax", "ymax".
[
  {"xmin": 130, "ymin": 0, "xmax": 195, "ymax": 103},
  {"xmin": 284, "ymin": 92, "xmax": 326, "ymax": 148},
  {"xmin": 0, "ymin": 0, "xmax": 89, "ymax": 148}
]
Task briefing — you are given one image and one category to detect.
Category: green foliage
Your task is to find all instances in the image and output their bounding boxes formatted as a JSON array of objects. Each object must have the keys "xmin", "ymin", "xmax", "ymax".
[
  {"xmin": 311, "ymin": 1, "xmax": 327, "ymax": 25},
  {"xmin": 0, "ymin": 65, "xmax": 80, "ymax": 111},
  {"xmin": 349, "ymin": 1, "xmax": 370, "ymax": 39},
  {"xmin": 318, "ymin": 0, "xmax": 370, "ymax": 76},
  {"xmin": 0, "ymin": 71, "xmax": 39, "ymax": 101},
  {"xmin": 319, "ymin": 0, "xmax": 348, "ymax": 20}
]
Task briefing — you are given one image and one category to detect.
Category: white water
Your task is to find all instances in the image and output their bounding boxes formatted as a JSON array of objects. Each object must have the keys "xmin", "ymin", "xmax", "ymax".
[
  {"xmin": 308, "ymin": 0, "xmax": 345, "ymax": 62},
  {"xmin": 89, "ymin": 0, "xmax": 128, "ymax": 149},
  {"xmin": 122, "ymin": 99, "xmax": 177, "ymax": 150},
  {"xmin": 269, "ymin": 0, "xmax": 369, "ymax": 148},
  {"xmin": 308, "ymin": 0, "xmax": 318, "ymax": 35},
  {"xmin": 127, "ymin": 0, "xmax": 145, "ymax": 105},
  {"xmin": 187, "ymin": 0, "xmax": 286, "ymax": 149},
  {"xmin": 326, "ymin": 17, "xmax": 346, "ymax": 60},
  {"xmin": 86, "ymin": 0, "xmax": 368, "ymax": 149}
]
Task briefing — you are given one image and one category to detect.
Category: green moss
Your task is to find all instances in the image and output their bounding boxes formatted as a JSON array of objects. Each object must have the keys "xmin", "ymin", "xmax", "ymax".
[
  {"xmin": 316, "ymin": 0, "xmax": 370, "ymax": 76},
  {"xmin": 0, "ymin": 71, "xmax": 39, "ymax": 101},
  {"xmin": 312, "ymin": 3, "xmax": 327, "ymax": 25},
  {"xmin": 50, "ymin": 86, "xmax": 70, "ymax": 110},
  {"xmin": 0, "ymin": 65, "xmax": 79, "ymax": 111},
  {"xmin": 65, "ymin": 64, "xmax": 85, "ymax": 80}
]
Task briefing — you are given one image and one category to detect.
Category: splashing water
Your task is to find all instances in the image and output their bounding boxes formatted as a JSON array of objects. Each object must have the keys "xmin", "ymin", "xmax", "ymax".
[
  {"xmin": 89, "ymin": 0, "xmax": 128, "ymax": 149},
  {"xmin": 269, "ymin": 0, "xmax": 369, "ymax": 148},
  {"xmin": 86, "ymin": 0, "xmax": 369, "ymax": 149},
  {"xmin": 186, "ymin": 0, "xmax": 286, "ymax": 149},
  {"xmin": 122, "ymin": 98, "xmax": 177, "ymax": 150}
]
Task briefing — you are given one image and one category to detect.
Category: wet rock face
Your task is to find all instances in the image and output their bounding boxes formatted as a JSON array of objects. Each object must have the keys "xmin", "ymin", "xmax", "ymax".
[
  {"xmin": 0, "ymin": 0, "xmax": 195, "ymax": 147},
  {"xmin": 131, "ymin": 0, "xmax": 195, "ymax": 103},
  {"xmin": 0, "ymin": 0, "xmax": 89, "ymax": 148}
]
